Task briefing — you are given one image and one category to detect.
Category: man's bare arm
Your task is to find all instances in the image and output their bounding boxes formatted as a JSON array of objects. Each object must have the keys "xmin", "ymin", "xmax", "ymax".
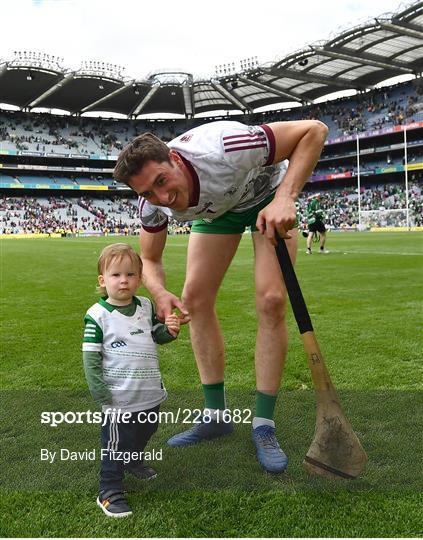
[
  {"xmin": 140, "ymin": 227, "xmax": 190, "ymax": 322},
  {"xmin": 257, "ymin": 120, "xmax": 328, "ymax": 243},
  {"xmin": 270, "ymin": 120, "xmax": 329, "ymax": 201},
  {"xmin": 139, "ymin": 227, "xmax": 168, "ymax": 298}
]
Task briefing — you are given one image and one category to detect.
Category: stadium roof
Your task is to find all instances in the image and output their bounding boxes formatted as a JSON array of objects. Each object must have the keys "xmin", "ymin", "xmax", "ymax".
[{"xmin": 0, "ymin": 2, "xmax": 422, "ymax": 118}]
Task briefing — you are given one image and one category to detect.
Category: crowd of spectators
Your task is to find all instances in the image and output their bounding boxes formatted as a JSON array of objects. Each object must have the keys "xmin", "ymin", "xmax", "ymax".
[
  {"xmin": 257, "ymin": 82, "xmax": 422, "ymax": 137},
  {"xmin": 0, "ymin": 80, "xmax": 421, "ymax": 156},
  {"xmin": 0, "ymin": 110, "xmax": 170, "ymax": 156},
  {"xmin": 0, "ymin": 117, "xmax": 82, "ymax": 153},
  {"xmin": 0, "ymin": 194, "xmax": 137, "ymax": 234},
  {"xmin": 1, "ymin": 180, "xmax": 421, "ymax": 234},
  {"xmin": 297, "ymin": 180, "xmax": 422, "ymax": 228},
  {"xmin": 313, "ymin": 148, "xmax": 422, "ymax": 177},
  {"xmin": 0, "ymin": 195, "xmax": 74, "ymax": 234},
  {"xmin": 76, "ymin": 195, "xmax": 142, "ymax": 233}
]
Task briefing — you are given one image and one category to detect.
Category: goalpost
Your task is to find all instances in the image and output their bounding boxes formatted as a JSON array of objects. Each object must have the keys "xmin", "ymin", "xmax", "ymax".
[{"xmin": 356, "ymin": 125, "xmax": 416, "ymax": 230}]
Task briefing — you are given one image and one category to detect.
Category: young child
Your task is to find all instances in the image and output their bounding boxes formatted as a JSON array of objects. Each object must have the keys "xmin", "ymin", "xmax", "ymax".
[{"xmin": 82, "ymin": 243, "xmax": 180, "ymax": 518}]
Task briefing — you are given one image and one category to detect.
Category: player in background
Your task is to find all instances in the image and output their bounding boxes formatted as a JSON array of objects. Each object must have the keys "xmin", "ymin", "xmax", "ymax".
[
  {"xmin": 113, "ymin": 120, "xmax": 328, "ymax": 474},
  {"xmin": 82, "ymin": 243, "xmax": 180, "ymax": 517},
  {"xmin": 306, "ymin": 193, "xmax": 329, "ymax": 254}
]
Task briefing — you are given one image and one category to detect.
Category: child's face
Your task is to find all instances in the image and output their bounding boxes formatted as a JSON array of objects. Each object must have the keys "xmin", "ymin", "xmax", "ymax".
[{"xmin": 98, "ymin": 255, "xmax": 141, "ymax": 305}]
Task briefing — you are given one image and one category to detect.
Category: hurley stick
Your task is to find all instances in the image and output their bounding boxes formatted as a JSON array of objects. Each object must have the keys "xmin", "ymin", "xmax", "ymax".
[{"xmin": 275, "ymin": 233, "xmax": 367, "ymax": 479}]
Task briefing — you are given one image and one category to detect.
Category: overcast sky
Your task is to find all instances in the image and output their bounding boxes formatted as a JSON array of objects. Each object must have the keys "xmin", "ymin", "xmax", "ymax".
[{"xmin": 1, "ymin": 0, "xmax": 410, "ymax": 80}]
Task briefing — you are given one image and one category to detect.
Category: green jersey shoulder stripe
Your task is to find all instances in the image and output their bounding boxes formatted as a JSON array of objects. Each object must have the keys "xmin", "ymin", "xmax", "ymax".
[{"xmin": 83, "ymin": 314, "xmax": 103, "ymax": 343}]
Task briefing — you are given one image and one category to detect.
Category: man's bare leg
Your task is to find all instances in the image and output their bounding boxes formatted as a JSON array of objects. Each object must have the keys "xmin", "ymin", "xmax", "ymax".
[
  {"xmin": 167, "ymin": 232, "xmax": 241, "ymax": 447},
  {"xmin": 319, "ymin": 231, "xmax": 328, "ymax": 252},
  {"xmin": 253, "ymin": 229, "xmax": 298, "ymax": 393},
  {"xmin": 182, "ymin": 232, "xmax": 242, "ymax": 383},
  {"xmin": 306, "ymin": 231, "xmax": 313, "ymax": 253},
  {"xmin": 251, "ymin": 229, "xmax": 298, "ymax": 472}
]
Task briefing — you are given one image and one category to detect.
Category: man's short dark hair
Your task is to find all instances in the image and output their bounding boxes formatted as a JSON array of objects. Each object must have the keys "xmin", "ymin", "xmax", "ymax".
[{"xmin": 113, "ymin": 133, "xmax": 170, "ymax": 186}]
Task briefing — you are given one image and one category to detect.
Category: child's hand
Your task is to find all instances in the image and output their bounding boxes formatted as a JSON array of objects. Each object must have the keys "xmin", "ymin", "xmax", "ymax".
[
  {"xmin": 165, "ymin": 313, "xmax": 180, "ymax": 337},
  {"xmin": 173, "ymin": 308, "xmax": 191, "ymax": 325}
]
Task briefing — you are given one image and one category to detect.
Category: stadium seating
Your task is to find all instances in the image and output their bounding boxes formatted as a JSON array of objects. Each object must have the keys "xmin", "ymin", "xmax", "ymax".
[
  {"xmin": 1, "ymin": 181, "xmax": 421, "ymax": 234},
  {"xmin": 1, "ymin": 78, "xmax": 422, "ymax": 235},
  {"xmin": 0, "ymin": 80, "xmax": 421, "ymax": 156}
]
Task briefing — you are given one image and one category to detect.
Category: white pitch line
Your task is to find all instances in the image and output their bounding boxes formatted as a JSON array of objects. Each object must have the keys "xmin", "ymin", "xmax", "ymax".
[
  {"xmin": 324, "ymin": 249, "xmax": 422, "ymax": 256},
  {"xmin": 17, "ymin": 238, "xmax": 422, "ymax": 256}
]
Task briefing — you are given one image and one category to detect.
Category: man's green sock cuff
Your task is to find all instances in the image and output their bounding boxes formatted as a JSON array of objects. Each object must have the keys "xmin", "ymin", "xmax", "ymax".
[
  {"xmin": 202, "ymin": 381, "xmax": 226, "ymax": 410},
  {"xmin": 255, "ymin": 390, "xmax": 277, "ymax": 421}
]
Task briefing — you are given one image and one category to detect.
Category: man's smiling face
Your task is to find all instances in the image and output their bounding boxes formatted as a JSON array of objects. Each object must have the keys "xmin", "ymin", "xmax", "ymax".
[{"xmin": 129, "ymin": 150, "xmax": 191, "ymax": 211}]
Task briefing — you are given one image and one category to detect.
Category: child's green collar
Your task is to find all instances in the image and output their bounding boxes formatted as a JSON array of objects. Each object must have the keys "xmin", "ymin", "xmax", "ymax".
[{"xmin": 99, "ymin": 296, "xmax": 141, "ymax": 312}]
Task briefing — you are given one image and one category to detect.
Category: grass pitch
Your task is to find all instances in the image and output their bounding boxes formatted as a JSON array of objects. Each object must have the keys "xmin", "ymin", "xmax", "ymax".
[{"xmin": 1, "ymin": 232, "xmax": 422, "ymax": 537}]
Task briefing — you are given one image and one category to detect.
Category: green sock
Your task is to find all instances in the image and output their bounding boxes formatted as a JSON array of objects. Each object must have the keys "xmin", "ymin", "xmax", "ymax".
[
  {"xmin": 255, "ymin": 390, "xmax": 277, "ymax": 420},
  {"xmin": 202, "ymin": 381, "xmax": 225, "ymax": 410}
]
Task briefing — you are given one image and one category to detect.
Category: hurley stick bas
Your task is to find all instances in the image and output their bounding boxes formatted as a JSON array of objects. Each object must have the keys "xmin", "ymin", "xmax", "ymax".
[{"xmin": 275, "ymin": 233, "xmax": 367, "ymax": 479}]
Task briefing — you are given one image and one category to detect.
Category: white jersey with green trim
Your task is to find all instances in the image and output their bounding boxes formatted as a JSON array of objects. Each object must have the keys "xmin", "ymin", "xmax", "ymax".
[
  {"xmin": 138, "ymin": 121, "xmax": 289, "ymax": 233},
  {"xmin": 82, "ymin": 296, "xmax": 167, "ymax": 412}
]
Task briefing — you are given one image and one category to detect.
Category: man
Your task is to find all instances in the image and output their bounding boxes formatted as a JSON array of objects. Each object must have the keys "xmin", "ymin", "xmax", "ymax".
[
  {"xmin": 305, "ymin": 193, "xmax": 329, "ymax": 254},
  {"xmin": 113, "ymin": 120, "xmax": 328, "ymax": 473}
]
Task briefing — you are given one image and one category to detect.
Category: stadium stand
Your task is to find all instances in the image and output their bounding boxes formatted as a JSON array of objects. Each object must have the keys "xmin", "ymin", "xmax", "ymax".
[
  {"xmin": 2, "ymin": 178, "xmax": 421, "ymax": 234},
  {"xmin": 1, "ymin": 0, "xmax": 422, "ymax": 235},
  {"xmin": 1, "ymin": 83, "xmax": 421, "ymax": 227},
  {"xmin": 0, "ymin": 80, "xmax": 422, "ymax": 155},
  {"xmin": 0, "ymin": 194, "xmax": 142, "ymax": 235}
]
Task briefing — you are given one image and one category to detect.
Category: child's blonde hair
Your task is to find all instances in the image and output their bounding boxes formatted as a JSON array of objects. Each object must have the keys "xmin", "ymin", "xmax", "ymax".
[{"xmin": 96, "ymin": 243, "xmax": 143, "ymax": 295}]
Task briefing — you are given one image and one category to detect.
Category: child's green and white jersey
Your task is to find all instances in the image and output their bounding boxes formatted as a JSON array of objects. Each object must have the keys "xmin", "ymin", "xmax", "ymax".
[{"xmin": 82, "ymin": 296, "xmax": 167, "ymax": 412}]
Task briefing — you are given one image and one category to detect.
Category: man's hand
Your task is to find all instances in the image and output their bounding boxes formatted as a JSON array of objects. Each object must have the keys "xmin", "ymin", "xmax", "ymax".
[
  {"xmin": 154, "ymin": 290, "xmax": 190, "ymax": 324},
  {"xmin": 256, "ymin": 197, "xmax": 297, "ymax": 246},
  {"xmin": 164, "ymin": 313, "xmax": 181, "ymax": 338}
]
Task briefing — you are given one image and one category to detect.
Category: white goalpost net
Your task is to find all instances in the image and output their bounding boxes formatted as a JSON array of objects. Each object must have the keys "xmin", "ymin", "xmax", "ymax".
[{"xmin": 359, "ymin": 208, "xmax": 416, "ymax": 229}]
